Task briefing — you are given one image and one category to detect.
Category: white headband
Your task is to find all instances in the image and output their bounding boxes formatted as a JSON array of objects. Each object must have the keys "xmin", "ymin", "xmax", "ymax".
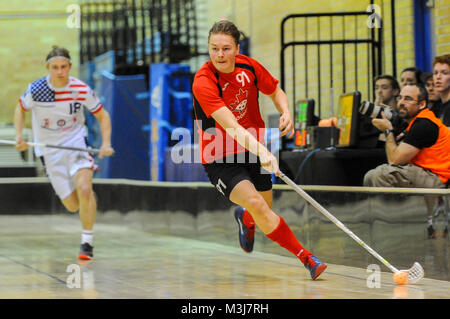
[{"xmin": 46, "ymin": 56, "xmax": 71, "ymax": 63}]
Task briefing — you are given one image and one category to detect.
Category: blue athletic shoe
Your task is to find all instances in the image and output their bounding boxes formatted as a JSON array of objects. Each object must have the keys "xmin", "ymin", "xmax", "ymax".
[
  {"xmin": 234, "ymin": 206, "xmax": 255, "ymax": 253},
  {"xmin": 304, "ymin": 255, "xmax": 327, "ymax": 280}
]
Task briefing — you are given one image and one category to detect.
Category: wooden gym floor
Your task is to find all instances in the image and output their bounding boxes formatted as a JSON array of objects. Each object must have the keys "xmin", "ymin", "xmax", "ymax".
[{"xmin": 0, "ymin": 214, "xmax": 449, "ymax": 299}]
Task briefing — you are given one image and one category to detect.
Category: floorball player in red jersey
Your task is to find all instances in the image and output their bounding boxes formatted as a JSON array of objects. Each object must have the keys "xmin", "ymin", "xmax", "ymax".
[{"xmin": 192, "ymin": 20, "xmax": 326, "ymax": 280}]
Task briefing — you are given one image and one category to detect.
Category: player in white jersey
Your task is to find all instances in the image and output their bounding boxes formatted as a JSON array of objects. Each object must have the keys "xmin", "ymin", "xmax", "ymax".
[{"xmin": 14, "ymin": 46, "xmax": 114, "ymax": 260}]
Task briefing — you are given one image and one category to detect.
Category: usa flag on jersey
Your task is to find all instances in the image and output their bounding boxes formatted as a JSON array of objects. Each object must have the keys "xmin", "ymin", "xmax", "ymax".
[
  {"xmin": 19, "ymin": 75, "xmax": 102, "ymax": 151},
  {"xmin": 25, "ymin": 76, "xmax": 95, "ymax": 106},
  {"xmin": 30, "ymin": 77, "xmax": 55, "ymax": 102}
]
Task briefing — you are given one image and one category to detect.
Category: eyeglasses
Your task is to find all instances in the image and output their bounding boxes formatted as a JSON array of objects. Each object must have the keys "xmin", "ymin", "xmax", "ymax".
[{"xmin": 395, "ymin": 96, "xmax": 420, "ymax": 103}]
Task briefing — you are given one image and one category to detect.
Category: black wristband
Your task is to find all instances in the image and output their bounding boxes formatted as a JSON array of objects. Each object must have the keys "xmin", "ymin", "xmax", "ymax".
[{"xmin": 384, "ymin": 129, "xmax": 393, "ymax": 136}]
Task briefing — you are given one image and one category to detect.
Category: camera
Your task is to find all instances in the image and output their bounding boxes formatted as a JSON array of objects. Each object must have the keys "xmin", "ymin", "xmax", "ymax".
[{"xmin": 359, "ymin": 101, "xmax": 403, "ymax": 128}]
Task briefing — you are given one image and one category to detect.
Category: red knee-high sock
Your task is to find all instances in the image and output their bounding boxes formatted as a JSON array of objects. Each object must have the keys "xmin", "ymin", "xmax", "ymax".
[
  {"xmin": 242, "ymin": 209, "xmax": 255, "ymax": 229},
  {"xmin": 266, "ymin": 217, "xmax": 312, "ymax": 264}
]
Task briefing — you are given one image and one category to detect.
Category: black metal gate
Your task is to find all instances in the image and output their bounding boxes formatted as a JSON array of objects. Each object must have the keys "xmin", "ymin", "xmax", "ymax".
[
  {"xmin": 280, "ymin": 11, "xmax": 383, "ymax": 119},
  {"xmin": 79, "ymin": 0, "xmax": 201, "ymax": 76}
]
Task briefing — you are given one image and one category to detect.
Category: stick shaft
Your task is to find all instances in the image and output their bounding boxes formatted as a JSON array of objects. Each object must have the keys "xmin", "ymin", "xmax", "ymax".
[
  {"xmin": 0, "ymin": 139, "xmax": 100, "ymax": 154},
  {"xmin": 279, "ymin": 172, "xmax": 399, "ymax": 273}
]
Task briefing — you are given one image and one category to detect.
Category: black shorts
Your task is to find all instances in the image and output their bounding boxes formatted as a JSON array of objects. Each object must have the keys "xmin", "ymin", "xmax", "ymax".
[{"xmin": 203, "ymin": 152, "xmax": 273, "ymax": 199}]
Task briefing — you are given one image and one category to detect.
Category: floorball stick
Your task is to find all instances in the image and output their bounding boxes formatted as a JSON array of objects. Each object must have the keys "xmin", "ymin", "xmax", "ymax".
[
  {"xmin": 0, "ymin": 139, "xmax": 101, "ymax": 154},
  {"xmin": 278, "ymin": 171, "xmax": 424, "ymax": 284}
]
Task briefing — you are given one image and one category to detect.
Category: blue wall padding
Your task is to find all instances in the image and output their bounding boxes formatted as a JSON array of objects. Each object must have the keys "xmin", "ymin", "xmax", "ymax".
[
  {"xmin": 149, "ymin": 63, "xmax": 193, "ymax": 181},
  {"xmin": 93, "ymin": 51, "xmax": 115, "ymax": 93},
  {"xmin": 95, "ymin": 71, "xmax": 150, "ymax": 180},
  {"xmin": 80, "ymin": 62, "xmax": 96, "ymax": 89}
]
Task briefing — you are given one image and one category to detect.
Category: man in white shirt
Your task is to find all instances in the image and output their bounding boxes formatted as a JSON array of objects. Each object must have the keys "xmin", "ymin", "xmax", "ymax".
[{"xmin": 14, "ymin": 46, "xmax": 114, "ymax": 259}]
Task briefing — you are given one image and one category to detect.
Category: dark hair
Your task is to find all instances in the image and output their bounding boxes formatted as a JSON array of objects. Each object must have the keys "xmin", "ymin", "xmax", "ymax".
[
  {"xmin": 46, "ymin": 46, "xmax": 71, "ymax": 62},
  {"xmin": 374, "ymin": 74, "xmax": 400, "ymax": 91},
  {"xmin": 432, "ymin": 54, "xmax": 450, "ymax": 67},
  {"xmin": 208, "ymin": 20, "xmax": 240, "ymax": 45},
  {"xmin": 401, "ymin": 67, "xmax": 423, "ymax": 85},
  {"xmin": 407, "ymin": 83, "xmax": 428, "ymax": 104},
  {"xmin": 421, "ymin": 72, "xmax": 433, "ymax": 84}
]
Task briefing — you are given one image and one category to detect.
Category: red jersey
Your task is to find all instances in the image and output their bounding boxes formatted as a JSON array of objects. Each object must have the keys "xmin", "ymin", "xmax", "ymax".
[{"xmin": 192, "ymin": 54, "xmax": 279, "ymax": 164}]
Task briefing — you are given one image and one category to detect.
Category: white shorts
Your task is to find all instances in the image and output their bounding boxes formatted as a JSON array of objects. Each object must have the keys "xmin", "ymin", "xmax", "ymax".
[{"xmin": 43, "ymin": 147, "xmax": 97, "ymax": 200}]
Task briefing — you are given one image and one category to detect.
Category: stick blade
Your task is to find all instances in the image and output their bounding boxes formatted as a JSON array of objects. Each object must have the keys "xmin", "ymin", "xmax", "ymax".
[{"xmin": 402, "ymin": 262, "xmax": 424, "ymax": 284}]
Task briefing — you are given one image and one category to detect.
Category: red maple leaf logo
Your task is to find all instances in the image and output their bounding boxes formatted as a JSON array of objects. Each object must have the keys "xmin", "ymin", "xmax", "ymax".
[{"xmin": 230, "ymin": 88, "xmax": 248, "ymax": 113}]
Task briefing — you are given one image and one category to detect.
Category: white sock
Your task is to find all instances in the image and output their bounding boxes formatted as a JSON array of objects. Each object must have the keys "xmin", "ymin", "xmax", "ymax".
[
  {"xmin": 81, "ymin": 230, "xmax": 94, "ymax": 245},
  {"xmin": 427, "ymin": 216, "xmax": 433, "ymax": 226}
]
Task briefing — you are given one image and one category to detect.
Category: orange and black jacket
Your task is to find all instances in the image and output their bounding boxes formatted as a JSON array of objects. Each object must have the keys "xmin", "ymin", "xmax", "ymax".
[{"xmin": 406, "ymin": 108, "xmax": 450, "ymax": 183}]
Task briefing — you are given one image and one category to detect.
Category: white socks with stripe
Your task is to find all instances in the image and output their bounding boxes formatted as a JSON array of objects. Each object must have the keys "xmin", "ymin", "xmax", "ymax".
[{"xmin": 81, "ymin": 230, "xmax": 94, "ymax": 245}]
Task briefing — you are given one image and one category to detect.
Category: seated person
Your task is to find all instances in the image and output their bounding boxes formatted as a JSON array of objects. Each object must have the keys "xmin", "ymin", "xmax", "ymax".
[
  {"xmin": 428, "ymin": 54, "xmax": 450, "ymax": 238},
  {"xmin": 400, "ymin": 67, "xmax": 423, "ymax": 89},
  {"xmin": 432, "ymin": 54, "xmax": 450, "ymax": 126},
  {"xmin": 421, "ymin": 72, "xmax": 441, "ymax": 111},
  {"xmin": 363, "ymin": 84, "xmax": 450, "ymax": 238},
  {"xmin": 373, "ymin": 75, "xmax": 401, "ymax": 144},
  {"xmin": 374, "ymin": 74, "xmax": 400, "ymax": 111}
]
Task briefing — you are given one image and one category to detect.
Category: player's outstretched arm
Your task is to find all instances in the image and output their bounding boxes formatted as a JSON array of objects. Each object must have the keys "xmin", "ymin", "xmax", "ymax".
[
  {"xmin": 13, "ymin": 104, "xmax": 29, "ymax": 151},
  {"xmin": 268, "ymin": 87, "xmax": 294, "ymax": 138},
  {"xmin": 93, "ymin": 108, "xmax": 114, "ymax": 158}
]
